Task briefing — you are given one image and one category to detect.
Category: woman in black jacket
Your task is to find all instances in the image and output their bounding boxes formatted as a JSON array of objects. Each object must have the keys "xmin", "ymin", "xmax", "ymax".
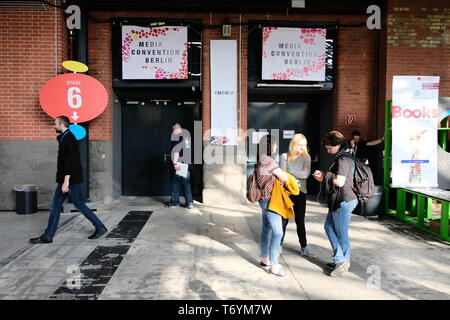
[{"xmin": 312, "ymin": 131, "xmax": 358, "ymax": 277}]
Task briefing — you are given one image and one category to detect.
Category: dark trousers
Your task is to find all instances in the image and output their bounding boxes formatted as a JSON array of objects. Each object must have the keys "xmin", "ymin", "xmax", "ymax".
[
  {"xmin": 169, "ymin": 169, "xmax": 193, "ymax": 206},
  {"xmin": 44, "ymin": 183, "xmax": 105, "ymax": 239},
  {"xmin": 281, "ymin": 192, "xmax": 307, "ymax": 248}
]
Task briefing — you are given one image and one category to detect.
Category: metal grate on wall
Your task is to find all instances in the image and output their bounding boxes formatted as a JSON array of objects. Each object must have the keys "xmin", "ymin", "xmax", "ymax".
[{"xmin": 0, "ymin": 1, "xmax": 50, "ymax": 11}]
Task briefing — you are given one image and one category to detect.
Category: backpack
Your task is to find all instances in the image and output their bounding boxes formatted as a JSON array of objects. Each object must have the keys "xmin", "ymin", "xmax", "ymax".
[
  {"xmin": 246, "ymin": 165, "xmax": 262, "ymax": 203},
  {"xmin": 341, "ymin": 154, "xmax": 374, "ymax": 203}
]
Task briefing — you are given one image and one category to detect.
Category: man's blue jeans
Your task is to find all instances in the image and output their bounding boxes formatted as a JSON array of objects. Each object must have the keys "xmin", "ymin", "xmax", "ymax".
[
  {"xmin": 44, "ymin": 183, "xmax": 105, "ymax": 239},
  {"xmin": 324, "ymin": 199, "xmax": 358, "ymax": 264},
  {"xmin": 169, "ymin": 170, "xmax": 193, "ymax": 206},
  {"xmin": 259, "ymin": 198, "xmax": 283, "ymax": 266}
]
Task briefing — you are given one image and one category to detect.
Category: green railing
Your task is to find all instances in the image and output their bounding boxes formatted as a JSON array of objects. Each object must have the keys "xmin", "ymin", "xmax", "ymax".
[{"xmin": 383, "ymin": 100, "xmax": 450, "ymax": 242}]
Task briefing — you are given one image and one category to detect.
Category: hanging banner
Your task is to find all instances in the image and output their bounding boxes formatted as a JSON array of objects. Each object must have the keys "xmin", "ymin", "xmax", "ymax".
[
  {"xmin": 210, "ymin": 40, "xmax": 238, "ymax": 146},
  {"xmin": 391, "ymin": 76, "xmax": 440, "ymax": 187},
  {"xmin": 122, "ymin": 25, "xmax": 188, "ymax": 79},
  {"xmin": 261, "ymin": 27, "xmax": 326, "ymax": 81}
]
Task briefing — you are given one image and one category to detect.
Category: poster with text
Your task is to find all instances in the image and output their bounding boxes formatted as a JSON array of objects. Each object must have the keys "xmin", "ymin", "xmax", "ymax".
[
  {"xmin": 122, "ymin": 25, "xmax": 188, "ymax": 79},
  {"xmin": 391, "ymin": 76, "xmax": 440, "ymax": 187},
  {"xmin": 210, "ymin": 40, "xmax": 238, "ymax": 146},
  {"xmin": 261, "ymin": 27, "xmax": 326, "ymax": 81}
]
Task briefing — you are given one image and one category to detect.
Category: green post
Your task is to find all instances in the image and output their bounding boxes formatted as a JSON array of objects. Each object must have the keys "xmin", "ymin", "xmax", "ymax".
[
  {"xmin": 397, "ymin": 189, "xmax": 406, "ymax": 221},
  {"xmin": 417, "ymin": 195, "xmax": 425, "ymax": 228},
  {"xmin": 440, "ymin": 118, "xmax": 447, "ymax": 151},
  {"xmin": 441, "ymin": 202, "xmax": 449, "ymax": 239}
]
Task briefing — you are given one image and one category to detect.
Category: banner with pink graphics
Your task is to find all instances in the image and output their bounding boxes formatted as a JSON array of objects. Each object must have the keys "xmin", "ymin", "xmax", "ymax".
[
  {"xmin": 261, "ymin": 27, "xmax": 326, "ymax": 81},
  {"xmin": 122, "ymin": 25, "xmax": 188, "ymax": 79},
  {"xmin": 391, "ymin": 76, "xmax": 440, "ymax": 188}
]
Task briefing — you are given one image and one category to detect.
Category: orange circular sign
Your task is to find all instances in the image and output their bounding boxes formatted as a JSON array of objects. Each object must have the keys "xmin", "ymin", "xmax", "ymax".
[{"xmin": 39, "ymin": 73, "xmax": 108, "ymax": 123}]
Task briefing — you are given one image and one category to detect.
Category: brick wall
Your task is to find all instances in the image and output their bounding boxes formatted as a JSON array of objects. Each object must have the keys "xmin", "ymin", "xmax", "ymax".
[
  {"xmin": 2, "ymin": 3, "xmax": 448, "ymax": 144},
  {"xmin": 0, "ymin": 3, "xmax": 68, "ymax": 140},
  {"xmin": 87, "ymin": 11, "xmax": 380, "ymax": 142},
  {"xmin": 11, "ymin": 3, "xmax": 450, "ymax": 144},
  {"xmin": 386, "ymin": 0, "xmax": 450, "ymax": 100}
]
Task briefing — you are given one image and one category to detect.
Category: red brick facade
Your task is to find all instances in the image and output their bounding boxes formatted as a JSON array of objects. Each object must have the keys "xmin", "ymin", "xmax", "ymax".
[
  {"xmin": 386, "ymin": 0, "xmax": 450, "ymax": 101},
  {"xmin": 0, "ymin": 2, "xmax": 448, "ymax": 142},
  {"xmin": 0, "ymin": 5, "xmax": 67, "ymax": 140}
]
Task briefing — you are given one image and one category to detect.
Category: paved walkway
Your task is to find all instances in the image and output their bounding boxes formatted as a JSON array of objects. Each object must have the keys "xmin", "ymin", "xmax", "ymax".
[{"xmin": 0, "ymin": 197, "xmax": 449, "ymax": 300}]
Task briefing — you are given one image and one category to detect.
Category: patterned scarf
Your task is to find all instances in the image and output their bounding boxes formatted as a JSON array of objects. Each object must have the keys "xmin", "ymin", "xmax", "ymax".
[{"xmin": 332, "ymin": 148, "xmax": 352, "ymax": 160}]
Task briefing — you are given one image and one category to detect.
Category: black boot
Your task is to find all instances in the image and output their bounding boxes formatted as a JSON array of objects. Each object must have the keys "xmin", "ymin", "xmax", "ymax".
[
  {"xmin": 88, "ymin": 227, "xmax": 107, "ymax": 239},
  {"xmin": 29, "ymin": 235, "xmax": 52, "ymax": 244}
]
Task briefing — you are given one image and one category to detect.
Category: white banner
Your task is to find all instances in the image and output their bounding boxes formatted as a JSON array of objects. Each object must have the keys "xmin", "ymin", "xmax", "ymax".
[
  {"xmin": 261, "ymin": 27, "xmax": 326, "ymax": 81},
  {"xmin": 210, "ymin": 40, "xmax": 238, "ymax": 146},
  {"xmin": 122, "ymin": 25, "xmax": 188, "ymax": 79},
  {"xmin": 391, "ymin": 76, "xmax": 440, "ymax": 187}
]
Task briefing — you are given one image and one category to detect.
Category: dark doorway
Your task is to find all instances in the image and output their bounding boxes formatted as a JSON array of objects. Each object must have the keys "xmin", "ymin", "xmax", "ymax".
[
  {"xmin": 248, "ymin": 101, "xmax": 321, "ymax": 194},
  {"xmin": 121, "ymin": 99, "xmax": 202, "ymax": 197}
]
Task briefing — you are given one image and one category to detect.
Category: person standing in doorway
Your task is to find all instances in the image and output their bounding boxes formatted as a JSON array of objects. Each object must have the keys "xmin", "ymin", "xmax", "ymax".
[
  {"xmin": 279, "ymin": 134, "xmax": 311, "ymax": 256},
  {"xmin": 166, "ymin": 123, "xmax": 194, "ymax": 209},
  {"xmin": 312, "ymin": 131, "xmax": 358, "ymax": 277},
  {"xmin": 30, "ymin": 116, "xmax": 107, "ymax": 244}
]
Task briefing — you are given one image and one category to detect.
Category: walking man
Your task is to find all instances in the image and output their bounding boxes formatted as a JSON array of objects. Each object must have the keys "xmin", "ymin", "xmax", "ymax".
[{"xmin": 30, "ymin": 116, "xmax": 107, "ymax": 244}]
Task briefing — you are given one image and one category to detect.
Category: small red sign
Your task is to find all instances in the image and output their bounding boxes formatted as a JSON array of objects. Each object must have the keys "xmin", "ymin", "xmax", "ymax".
[
  {"xmin": 39, "ymin": 73, "xmax": 108, "ymax": 123},
  {"xmin": 346, "ymin": 115, "xmax": 355, "ymax": 125}
]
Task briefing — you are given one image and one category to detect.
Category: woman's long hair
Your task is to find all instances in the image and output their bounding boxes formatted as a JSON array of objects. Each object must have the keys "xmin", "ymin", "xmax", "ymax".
[{"xmin": 287, "ymin": 134, "xmax": 309, "ymax": 162}]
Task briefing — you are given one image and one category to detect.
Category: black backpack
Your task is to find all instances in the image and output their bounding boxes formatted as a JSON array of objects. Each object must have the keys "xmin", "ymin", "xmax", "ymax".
[{"xmin": 341, "ymin": 154, "xmax": 374, "ymax": 203}]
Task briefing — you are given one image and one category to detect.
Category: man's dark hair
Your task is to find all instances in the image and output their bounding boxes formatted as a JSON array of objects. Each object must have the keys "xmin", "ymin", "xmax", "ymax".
[
  {"xmin": 172, "ymin": 122, "xmax": 181, "ymax": 128},
  {"xmin": 351, "ymin": 130, "xmax": 361, "ymax": 137},
  {"xmin": 56, "ymin": 116, "xmax": 71, "ymax": 128},
  {"xmin": 321, "ymin": 130, "xmax": 349, "ymax": 150}
]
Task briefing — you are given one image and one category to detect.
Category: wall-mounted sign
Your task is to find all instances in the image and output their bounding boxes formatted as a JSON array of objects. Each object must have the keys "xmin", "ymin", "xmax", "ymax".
[
  {"xmin": 346, "ymin": 115, "xmax": 355, "ymax": 125},
  {"xmin": 252, "ymin": 131, "xmax": 269, "ymax": 144},
  {"xmin": 261, "ymin": 27, "xmax": 326, "ymax": 81},
  {"xmin": 391, "ymin": 76, "xmax": 440, "ymax": 187},
  {"xmin": 122, "ymin": 25, "xmax": 188, "ymax": 79},
  {"xmin": 39, "ymin": 73, "xmax": 108, "ymax": 124},
  {"xmin": 283, "ymin": 130, "xmax": 295, "ymax": 139}
]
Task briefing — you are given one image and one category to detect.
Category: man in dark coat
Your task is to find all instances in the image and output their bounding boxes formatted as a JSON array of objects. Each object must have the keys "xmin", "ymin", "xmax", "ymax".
[{"xmin": 30, "ymin": 116, "xmax": 107, "ymax": 244}]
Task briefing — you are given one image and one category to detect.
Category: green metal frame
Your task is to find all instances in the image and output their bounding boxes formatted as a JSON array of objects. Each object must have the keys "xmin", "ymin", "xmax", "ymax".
[{"xmin": 383, "ymin": 100, "xmax": 450, "ymax": 242}]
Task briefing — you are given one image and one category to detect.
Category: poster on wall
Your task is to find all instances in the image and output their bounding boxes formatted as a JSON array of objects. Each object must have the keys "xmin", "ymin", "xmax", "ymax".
[
  {"xmin": 391, "ymin": 76, "xmax": 440, "ymax": 187},
  {"xmin": 122, "ymin": 25, "xmax": 188, "ymax": 79},
  {"xmin": 261, "ymin": 27, "xmax": 326, "ymax": 81},
  {"xmin": 210, "ymin": 40, "xmax": 238, "ymax": 146}
]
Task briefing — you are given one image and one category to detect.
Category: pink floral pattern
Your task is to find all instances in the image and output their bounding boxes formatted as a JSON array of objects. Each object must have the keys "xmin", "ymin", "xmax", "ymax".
[
  {"xmin": 122, "ymin": 27, "xmax": 188, "ymax": 79},
  {"xmin": 263, "ymin": 27, "xmax": 326, "ymax": 80},
  {"xmin": 270, "ymin": 53, "xmax": 326, "ymax": 80},
  {"xmin": 262, "ymin": 27, "xmax": 278, "ymax": 59},
  {"xmin": 299, "ymin": 28, "xmax": 326, "ymax": 45}
]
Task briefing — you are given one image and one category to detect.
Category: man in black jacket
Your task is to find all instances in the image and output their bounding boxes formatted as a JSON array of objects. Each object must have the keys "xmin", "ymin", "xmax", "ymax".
[{"xmin": 30, "ymin": 116, "xmax": 107, "ymax": 244}]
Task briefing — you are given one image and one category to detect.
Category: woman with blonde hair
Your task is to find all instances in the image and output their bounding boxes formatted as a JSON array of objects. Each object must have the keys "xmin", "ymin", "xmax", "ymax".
[{"xmin": 280, "ymin": 133, "xmax": 311, "ymax": 256}]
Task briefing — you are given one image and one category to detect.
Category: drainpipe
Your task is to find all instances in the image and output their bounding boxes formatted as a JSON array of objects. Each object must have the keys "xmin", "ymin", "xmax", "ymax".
[{"xmin": 71, "ymin": 7, "xmax": 90, "ymax": 201}]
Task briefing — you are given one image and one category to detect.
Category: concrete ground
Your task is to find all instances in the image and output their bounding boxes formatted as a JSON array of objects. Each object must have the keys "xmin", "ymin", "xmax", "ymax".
[{"xmin": 0, "ymin": 196, "xmax": 449, "ymax": 300}]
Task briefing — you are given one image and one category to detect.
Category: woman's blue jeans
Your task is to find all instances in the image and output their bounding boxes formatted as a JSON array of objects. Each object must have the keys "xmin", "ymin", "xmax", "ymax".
[
  {"xmin": 259, "ymin": 198, "xmax": 283, "ymax": 266},
  {"xmin": 324, "ymin": 199, "xmax": 358, "ymax": 264}
]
